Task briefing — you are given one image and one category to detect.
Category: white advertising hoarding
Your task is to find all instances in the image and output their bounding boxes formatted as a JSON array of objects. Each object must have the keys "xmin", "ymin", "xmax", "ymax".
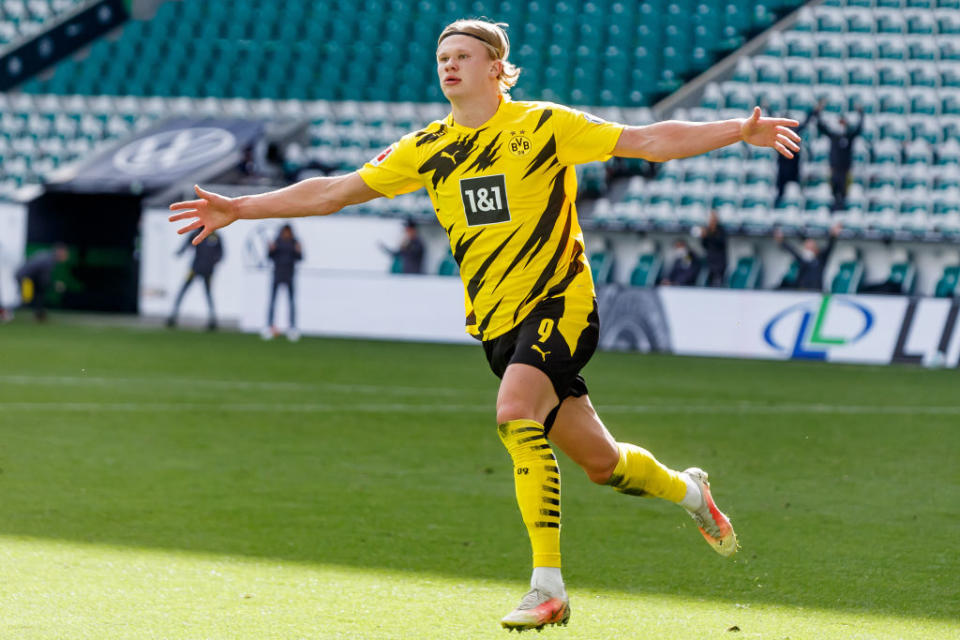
[
  {"xmin": 140, "ymin": 209, "xmax": 413, "ymax": 325},
  {"xmin": 0, "ymin": 203, "xmax": 27, "ymax": 309},
  {"xmin": 659, "ymin": 288, "xmax": 960, "ymax": 366},
  {"xmin": 239, "ymin": 269, "xmax": 474, "ymax": 344}
]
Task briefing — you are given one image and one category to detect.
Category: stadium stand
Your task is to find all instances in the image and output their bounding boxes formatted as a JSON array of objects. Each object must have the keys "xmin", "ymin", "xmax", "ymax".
[
  {"xmin": 589, "ymin": 0, "xmax": 960, "ymax": 247},
  {"xmin": 0, "ymin": 0, "xmax": 84, "ymax": 47},
  {"xmin": 3, "ymin": 0, "xmax": 960, "ymax": 298},
  {"xmin": 4, "ymin": 0, "xmax": 804, "ymax": 197},
  {"xmin": 22, "ymin": 0, "xmax": 803, "ymax": 105}
]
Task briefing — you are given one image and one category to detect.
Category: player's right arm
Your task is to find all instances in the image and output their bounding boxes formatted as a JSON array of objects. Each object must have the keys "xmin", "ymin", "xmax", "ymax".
[{"xmin": 169, "ymin": 172, "xmax": 382, "ymax": 245}]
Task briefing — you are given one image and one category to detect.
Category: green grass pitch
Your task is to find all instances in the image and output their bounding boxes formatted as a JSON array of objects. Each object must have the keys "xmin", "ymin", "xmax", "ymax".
[{"xmin": 0, "ymin": 318, "xmax": 957, "ymax": 639}]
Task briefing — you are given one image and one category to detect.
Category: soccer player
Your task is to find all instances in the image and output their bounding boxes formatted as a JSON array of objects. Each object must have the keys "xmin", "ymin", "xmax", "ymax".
[{"xmin": 170, "ymin": 19, "xmax": 802, "ymax": 632}]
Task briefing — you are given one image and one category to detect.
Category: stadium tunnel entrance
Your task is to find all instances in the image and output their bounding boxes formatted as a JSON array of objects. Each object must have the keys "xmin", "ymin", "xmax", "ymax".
[{"xmin": 27, "ymin": 191, "xmax": 142, "ymax": 313}]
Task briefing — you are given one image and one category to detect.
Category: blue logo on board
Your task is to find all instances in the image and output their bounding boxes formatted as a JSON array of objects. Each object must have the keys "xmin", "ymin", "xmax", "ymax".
[{"xmin": 763, "ymin": 295, "xmax": 874, "ymax": 360}]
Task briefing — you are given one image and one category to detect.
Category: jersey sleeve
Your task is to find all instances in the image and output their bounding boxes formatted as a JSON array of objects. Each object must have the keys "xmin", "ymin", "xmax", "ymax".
[
  {"xmin": 356, "ymin": 133, "xmax": 424, "ymax": 198},
  {"xmin": 550, "ymin": 104, "xmax": 625, "ymax": 166}
]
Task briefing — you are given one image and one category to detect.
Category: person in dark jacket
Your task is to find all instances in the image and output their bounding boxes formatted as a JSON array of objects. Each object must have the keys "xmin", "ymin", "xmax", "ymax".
[
  {"xmin": 166, "ymin": 230, "xmax": 223, "ymax": 330},
  {"xmin": 661, "ymin": 240, "xmax": 701, "ymax": 286},
  {"xmin": 697, "ymin": 210, "xmax": 728, "ymax": 286},
  {"xmin": 774, "ymin": 223, "xmax": 842, "ymax": 291},
  {"xmin": 380, "ymin": 219, "xmax": 425, "ymax": 274},
  {"xmin": 15, "ymin": 244, "xmax": 69, "ymax": 321},
  {"xmin": 264, "ymin": 224, "xmax": 303, "ymax": 341},
  {"xmin": 816, "ymin": 104, "xmax": 864, "ymax": 211},
  {"xmin": 774, "ymin": 108, "xmax": 817, "ymax": 207}
]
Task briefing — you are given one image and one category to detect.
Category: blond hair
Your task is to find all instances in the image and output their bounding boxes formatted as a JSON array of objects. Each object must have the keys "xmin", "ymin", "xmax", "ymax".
[{"xmin": 437, "ymin": 19, "xmax": 520, "ymax": 93}]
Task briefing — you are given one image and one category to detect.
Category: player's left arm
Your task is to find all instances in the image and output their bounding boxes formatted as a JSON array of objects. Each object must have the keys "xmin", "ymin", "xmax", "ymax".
[{"xmin": 613, "ymin": 107, "xmax": 801, "ymax": 162}]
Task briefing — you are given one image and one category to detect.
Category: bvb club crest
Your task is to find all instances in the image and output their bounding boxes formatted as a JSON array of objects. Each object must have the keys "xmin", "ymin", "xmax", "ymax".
[{"xmin": 507, "ymin": 131, "xmax": 532, "ymax": 157}]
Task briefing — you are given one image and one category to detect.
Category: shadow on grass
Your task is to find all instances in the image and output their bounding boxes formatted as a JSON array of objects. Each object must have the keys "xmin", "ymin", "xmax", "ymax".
[{"xmin": 0, "ymin": 324, "xmax": 957, "ymax": 623}]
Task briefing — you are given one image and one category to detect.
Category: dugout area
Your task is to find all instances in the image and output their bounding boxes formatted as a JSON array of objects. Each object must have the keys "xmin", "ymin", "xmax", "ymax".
[{"xmin": 26, "ymin": 191, "xmax": 142, "ymax": 313}]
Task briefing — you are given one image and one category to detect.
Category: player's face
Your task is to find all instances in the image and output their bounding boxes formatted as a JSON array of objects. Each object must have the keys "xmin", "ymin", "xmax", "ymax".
[{"xmin": 436, "ymin": 35, "xmax": 498, "ymax": 100}]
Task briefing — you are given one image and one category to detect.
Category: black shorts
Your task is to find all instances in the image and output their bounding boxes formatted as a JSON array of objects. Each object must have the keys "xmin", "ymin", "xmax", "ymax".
[{"xmin": 482, "ymin": 294, "xmax": 600, "ymax": 403}]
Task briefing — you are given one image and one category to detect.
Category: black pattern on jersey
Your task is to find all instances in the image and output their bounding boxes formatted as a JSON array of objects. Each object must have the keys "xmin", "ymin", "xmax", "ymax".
[
  {"xmin": 533, "ymin": 109, "xmax": 553, "ymax": 133},
  {"xmin": 415, "ymin": 124, "xmax": 447, "ymax": 147},
  {"xmin": 478, "ymin": 298, "xmax": 503, "ymax": 336},
  {"xmin": 465, "ymin": 132, "xmax": 503, "ymax": 174},
  {"xmin": 467, "ymin": 227, "xmax": 521, "ymax": 302},
  {"xmin": 544, "ymin": 243, "xmax": 585, "ymax": 299},
  {"xmin": 522, "ymin": 135, "xmax": 559, "ymax": 179},
  {"xmin": 452, "ymin": 230, "xmax": 481, "ymax": 267},
  {"xmin": 493, "ymin": 171, "xmax": 566, "ymax": 292},
  {"xmin": 418, "ymin": 131, "xmax": 482, "ymax": 189},
  {"xmin": 517, "ymin": 206, "xmax": 573, "ymax": 318}
]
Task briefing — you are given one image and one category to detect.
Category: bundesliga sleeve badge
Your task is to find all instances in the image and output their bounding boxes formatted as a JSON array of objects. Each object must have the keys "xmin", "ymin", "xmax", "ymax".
[{"xmin": 370, "ymin": 145, "xmax": 395, "ymax": 167}]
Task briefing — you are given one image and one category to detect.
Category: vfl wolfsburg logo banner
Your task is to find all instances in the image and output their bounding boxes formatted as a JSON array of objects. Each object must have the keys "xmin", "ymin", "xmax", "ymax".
[{"xmin": 50, "ymin": 118, "xmax": 265, "ymax": 195}]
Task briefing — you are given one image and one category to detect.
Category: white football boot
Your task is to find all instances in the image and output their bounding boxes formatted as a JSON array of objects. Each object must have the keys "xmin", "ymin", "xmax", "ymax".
[
  {"xmin": 500, "ymin": 588, "xmax": 570, "ymax": 633},
  {"xmin": 682, "ymin": 467, "xmax": 738, "ymax": 557}
]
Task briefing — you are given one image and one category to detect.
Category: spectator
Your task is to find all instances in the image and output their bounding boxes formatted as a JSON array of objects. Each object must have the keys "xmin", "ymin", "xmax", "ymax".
[
  {"xmin": 14, "ymin": 244, "xmax": 69, "ymax": 322},
  {"xmin": 264, "ymin": 224, "xmax": 303, "ymax": 341},
  {"xmin": 166, "ymin": 230, "xmax": 223, "ymax": 330},
  {"xmin": 774, "ymin": 222, "xmax": 842, "ymax": 291},
  {"xmin": 694, "ymin": 210, "xmax": 728, "ymax": 286},
  {"xmin": 380, "ymin": 219, "xmax": 425, "ymax": 274},
  {"xmin": 774, "ymin": 108, "xmax": 817, "ymax": 207},
  {"xmin": 815, "ymin": 104, "xmax": 865, "ymax": 211},
  {"xmin": 661, "ymin": 240, "xmax": 701, "ymax": 286}
]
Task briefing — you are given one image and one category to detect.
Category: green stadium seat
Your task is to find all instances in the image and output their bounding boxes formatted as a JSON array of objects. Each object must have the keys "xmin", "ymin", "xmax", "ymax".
[
  {"xmin": 888, "ymin": 261, "xmax": 917, "ymax": 294},
  {"xmin": 590, "ymin": 250, "xmax": 616, "ymax": 285},
  {"xmin": 934, "ymin": 265, "xmax": 960, "ymax": 297},
  {"xmin": 437, "ymin": 253, "xmax": 459, "ymax": 277},
  {"xmin": 728, "ymin": 255, "xmax": 761, "ymax": 289},
  {"xmin": 831, "ymin": 260, "xmax": 864, "ymax": 294},
  {"xmin": 630, "ymin": 253, "xmax": 663, "ymax": 288}
]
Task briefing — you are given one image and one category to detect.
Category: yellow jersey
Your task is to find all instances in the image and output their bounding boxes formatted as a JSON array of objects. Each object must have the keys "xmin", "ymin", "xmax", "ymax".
[{"xmin": 357, "ymin": 97, "xmax": 623, "ymax": 341}]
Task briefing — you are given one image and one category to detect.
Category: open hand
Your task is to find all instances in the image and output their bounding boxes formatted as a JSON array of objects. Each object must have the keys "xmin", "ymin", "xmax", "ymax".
[
  {"xmin": 169, "ymin": 185, "xmax": 238, "ymax": 245},
  {"xmin": 741, "ymin": 106, "xmax": 802, "ymax": 159}
]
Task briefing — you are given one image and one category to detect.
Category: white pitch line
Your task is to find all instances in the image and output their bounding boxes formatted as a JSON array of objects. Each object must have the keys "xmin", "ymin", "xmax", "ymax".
[
  {"xmin": 0, "ymin": 401, "xmax": 958, "ymax": 415},
  {"xmin": 0, "ymin": 401, "xmax": 491, "ymax": 413},
  {"xmin": 0, "ymin": 374, "xmax": 473, "ymax": 397}
]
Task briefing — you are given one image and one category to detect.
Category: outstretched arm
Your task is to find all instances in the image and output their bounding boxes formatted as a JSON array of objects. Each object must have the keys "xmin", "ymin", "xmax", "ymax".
[
  {"xmin": 613, "ymin": 107, "xmax": 801, "ymax": 162},
  {"xmin": 169, "ymin": 172, "xmax": 383, "ymax": 245},
  {"xmin": 849, "ymin": 108, "xmax": 865, "ymax": 140}
]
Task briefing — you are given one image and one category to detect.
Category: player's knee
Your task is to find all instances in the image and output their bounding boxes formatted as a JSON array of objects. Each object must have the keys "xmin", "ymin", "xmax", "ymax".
[{"xmin": 496, "ymin": 399, "xmax": 538, "ymax": 425}]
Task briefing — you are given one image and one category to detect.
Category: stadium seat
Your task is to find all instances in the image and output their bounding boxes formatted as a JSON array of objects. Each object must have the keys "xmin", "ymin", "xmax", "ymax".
[
  {"xmin": 846, "ymin": 33, "xmax": 876, "ymax": 59},
  {"xmin": 887, "ymin": 260, "xmax": 917, "ymax": 294},
  {"xmin": 778, "ymin": 260, "xmax": 800, "ymax": 289},
  {"xmin": 831, "ymin": 258, "xmax": 864, "ymax": 294},
  {"xmin": 728, "ymin": 255, "xmax": 762, "ymax": 289},
  {"xmin": 934, "ymin": 265, "xmax": 960, "ymax": 297},
  {"xmin": 437, "ymin": 253, "xmax": 459, "ymax": 277},
  {"xmin": 629, "ymin": 253, "xmax": 663, "ymax": 287},
  {"xmin": 590, "ymin": 250, "xmax": 616, "ymax": 285}
]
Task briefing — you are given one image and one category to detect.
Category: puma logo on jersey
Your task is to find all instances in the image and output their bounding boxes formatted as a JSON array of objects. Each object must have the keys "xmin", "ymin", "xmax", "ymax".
[{"xmin": 531, "ymin": 345, "xmax": 551, "ymax": 361}]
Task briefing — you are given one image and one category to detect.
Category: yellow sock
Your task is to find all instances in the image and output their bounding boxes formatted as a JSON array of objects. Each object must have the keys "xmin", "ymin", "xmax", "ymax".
[
  {"xmin": 498, "ymin": 419, "xmax": 561, "ymax": 568},
  {"xmin": 606, "ymin": 442, "xmax": 687, "ymax": 503},
  {"xmin": 21, "ymin": 277, "xmax": 34, "ymax": 304}
]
